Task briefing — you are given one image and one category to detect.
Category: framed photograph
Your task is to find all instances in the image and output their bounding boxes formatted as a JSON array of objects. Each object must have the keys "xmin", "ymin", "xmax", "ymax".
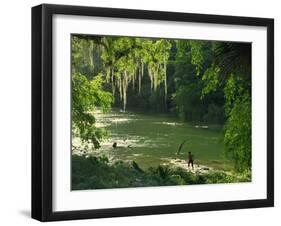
[{"xmin": 32, "ymin": 4, "xmax": 274, "ymax": 221}]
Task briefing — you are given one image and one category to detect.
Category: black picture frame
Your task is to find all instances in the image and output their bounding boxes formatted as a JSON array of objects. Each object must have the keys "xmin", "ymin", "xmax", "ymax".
[{"xmin": 32, "ymin": 4, "xmax": 274, "ymax": 222}]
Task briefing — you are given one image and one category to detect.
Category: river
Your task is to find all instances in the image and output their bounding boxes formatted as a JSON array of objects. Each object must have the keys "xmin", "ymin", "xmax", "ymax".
[{"xmin": 73, "ymin": 108, "xmax": 234, "ymax": 171}]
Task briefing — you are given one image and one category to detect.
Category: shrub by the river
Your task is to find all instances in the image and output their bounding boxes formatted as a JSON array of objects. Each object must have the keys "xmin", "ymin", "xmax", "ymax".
[{"xmin": 72, "ymin": 154, "xmax": 251, "ymax": 190}]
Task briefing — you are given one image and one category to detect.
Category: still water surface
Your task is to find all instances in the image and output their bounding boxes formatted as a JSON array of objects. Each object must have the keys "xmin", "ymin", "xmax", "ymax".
[{"xmin": 77, "ymin": 109, "xmax": 233, "ymax": 171}]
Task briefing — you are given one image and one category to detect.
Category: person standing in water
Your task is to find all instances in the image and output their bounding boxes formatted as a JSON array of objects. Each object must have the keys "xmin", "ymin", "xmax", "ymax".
[{"xmin": 187, "ymin": 151, "xmax": 194, "ymax": 169}]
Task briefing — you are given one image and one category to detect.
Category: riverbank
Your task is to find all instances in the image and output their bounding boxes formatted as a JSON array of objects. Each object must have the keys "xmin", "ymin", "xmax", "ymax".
[
  {"xmin": 72, "ymin": 154, "xmax": 251, "ymax": 190},
  {"xmin": 162, "ymin": 158, "xmax": 214, "ymax": 174}
]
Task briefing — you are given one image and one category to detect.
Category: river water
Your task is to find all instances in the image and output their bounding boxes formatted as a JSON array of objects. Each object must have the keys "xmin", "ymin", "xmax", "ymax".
[{"xmin": 74, "ymin": 109, "xmax": 233, "ymax": 171}]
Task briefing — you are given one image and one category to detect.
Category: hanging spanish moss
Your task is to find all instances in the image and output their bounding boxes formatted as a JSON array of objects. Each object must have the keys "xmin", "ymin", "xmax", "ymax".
[
  {"xmin": 89, "ymin": 40, "xmax": 94, "ymax": 69},
  {"xmin": 138, "ymin": 63, "xmax": 141, "ymax": 95},
  {"xmin": 77, "ymin": 36, "xmax": 172, "ymax": 112},
  {"xmin": 111, "ymin": 68, "xmax": 115, "ymax": 96},
  {"xmin": 164, "ymin": 55, "xmax": 167, "ymax": 106},
  {"xmin": 132, "ymin": 69, "xmax": 135, "ymax": 91}
]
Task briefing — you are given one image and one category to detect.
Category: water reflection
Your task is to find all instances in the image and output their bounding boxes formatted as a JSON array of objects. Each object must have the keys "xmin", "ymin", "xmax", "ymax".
[{"xmin": 74, "ymin": 109, "xmax": 231, "ymax": 170}]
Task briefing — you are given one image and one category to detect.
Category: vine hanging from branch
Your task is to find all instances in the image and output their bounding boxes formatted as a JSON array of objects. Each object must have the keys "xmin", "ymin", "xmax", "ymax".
[{"xmin": 77, "ymin": 36, "xmax": 172, "ymax": 112}]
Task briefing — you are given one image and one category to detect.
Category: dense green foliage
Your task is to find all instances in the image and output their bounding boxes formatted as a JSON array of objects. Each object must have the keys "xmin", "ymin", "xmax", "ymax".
[
  {"xmin": 187, "ymin": 42, "xmax": 252, "ymax": 172},
  {"xmin": 72, "ymin": 155, "xmax": 250, "ymax": 190},
  {"xmin": 72, "ymin": 38, "xmax": 113, "ymax": 149},
  {"xmin": 172, "ymin": 40, "xmax": 225, "ymax": 123},
  {"xmin": 71, "ymin": 34, "xmax": 252, "ymax": 173}
]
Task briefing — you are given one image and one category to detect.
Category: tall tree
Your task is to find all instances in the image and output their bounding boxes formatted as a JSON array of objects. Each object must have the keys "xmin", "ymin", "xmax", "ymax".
[
  {"xmin": 71, "ymin": 36, "xmax": 113, "ymax": 149},
  {"xmin": 189, "ymin": 41, "xmax": 252, "ymax": 172}
]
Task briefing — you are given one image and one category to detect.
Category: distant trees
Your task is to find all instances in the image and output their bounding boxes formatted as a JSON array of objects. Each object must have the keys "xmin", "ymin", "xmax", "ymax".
[{"xmin": 172, "ymin": 40, "xmax": 225, "ymax": 123}]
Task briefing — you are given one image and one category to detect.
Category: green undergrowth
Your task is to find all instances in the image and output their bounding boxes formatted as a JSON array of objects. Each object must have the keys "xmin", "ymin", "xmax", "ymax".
[{"xmin": 72, "ymin": 154, "xmax": 251, "ymax": 190}]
